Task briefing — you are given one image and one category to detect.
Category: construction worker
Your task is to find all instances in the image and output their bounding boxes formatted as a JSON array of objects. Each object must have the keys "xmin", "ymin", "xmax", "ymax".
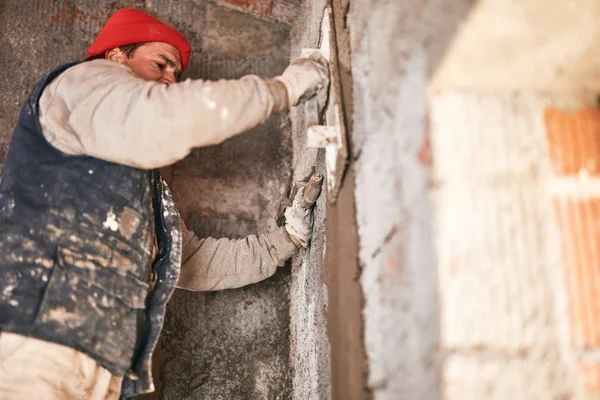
[{"xmin": 0, "ymin": 8, "xmax": 328, "ymax": 399}]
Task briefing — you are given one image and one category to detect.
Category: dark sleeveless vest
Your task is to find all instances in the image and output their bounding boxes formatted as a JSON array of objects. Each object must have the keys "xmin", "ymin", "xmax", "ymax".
[{"xmin": 0, "ymin": 62, "xmax": 182, "ymax": 398}]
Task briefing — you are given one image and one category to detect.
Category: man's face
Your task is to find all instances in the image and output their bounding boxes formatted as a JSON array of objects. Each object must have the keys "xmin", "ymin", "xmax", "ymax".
[{"xmin": 107, "ymin": 42, "xmax": 182, "ymax": 85}]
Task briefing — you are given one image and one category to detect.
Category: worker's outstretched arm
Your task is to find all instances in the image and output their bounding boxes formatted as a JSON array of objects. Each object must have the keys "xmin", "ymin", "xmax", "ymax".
[
  {"xmin": 38, "ymin": 54, "xmax": 328, "ymax": 169},
  {"xmin": 177, "ymin": 178, "xmax": 320, "ymax": 291},
  {"xmin": 176, "ymin": 224, "xmax": 297, "ymax": 291}
]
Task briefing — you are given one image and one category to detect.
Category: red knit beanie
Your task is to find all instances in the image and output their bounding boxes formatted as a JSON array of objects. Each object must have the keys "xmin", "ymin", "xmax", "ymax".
[{"xmin": 86, "ymin": 8, "xmax": 191, "ymax": 70}]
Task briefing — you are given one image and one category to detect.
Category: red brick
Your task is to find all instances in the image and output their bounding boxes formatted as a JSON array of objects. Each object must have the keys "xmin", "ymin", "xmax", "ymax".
[
  {"xmin": 553, "ymin": 196, "xmax": 600, "ymax": 347},
  {"xmin": 545, "ymin": 107, "xmax": 600, "ymax": 176},
  {"xmin": 580, "ymin": 363, "xmax": 600, "ymax": 396},
  {"xmin": 417, "ymin": 135, "xmax": 432, "ymax": 166}
]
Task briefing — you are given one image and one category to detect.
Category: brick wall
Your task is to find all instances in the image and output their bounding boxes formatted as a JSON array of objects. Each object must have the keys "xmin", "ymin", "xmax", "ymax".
[
  {"xmin": 429, "ymin": 95, "xmax": 600, "ymax": 400},
  {"xmin": 547, "ymin": 106, "xmax": 600, "ymax": 398},
  {"xmin": 430, "ymin": 93, "xmax": 580, "ymax": 399}
]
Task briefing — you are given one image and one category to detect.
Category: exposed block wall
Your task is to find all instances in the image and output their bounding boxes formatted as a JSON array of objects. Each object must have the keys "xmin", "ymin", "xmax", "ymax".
[
  {"xmin": 547, "ymin": 106, "xmax": 600, "ymax": 399},
  {"xmin": 430, "ymin": 92, "xmax": 582, "ymax": 399}
]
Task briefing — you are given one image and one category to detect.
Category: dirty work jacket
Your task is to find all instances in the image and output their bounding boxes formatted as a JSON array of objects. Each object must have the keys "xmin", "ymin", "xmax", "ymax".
[{"xmin": 0, "ymin": 62, "xmax": 182, "ymax": 398}]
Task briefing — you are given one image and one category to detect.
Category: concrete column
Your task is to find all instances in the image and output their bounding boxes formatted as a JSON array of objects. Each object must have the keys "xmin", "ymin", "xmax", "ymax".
[{"xmin": 347, "ymin": 0, "xmax": 473, "ymax": 398}]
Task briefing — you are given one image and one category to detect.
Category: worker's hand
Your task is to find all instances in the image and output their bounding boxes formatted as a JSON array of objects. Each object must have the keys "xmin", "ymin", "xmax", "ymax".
[
  {"xmin": 276, "ymin": 52, "xmax": 330, "ymax": 107},
  {"xmin": 283, "ymin": 174, "xmax": 323, "ymax": 248},
  {"xmin": 284, "ymin": 186, "xmax": 314, "ymax": 248}
]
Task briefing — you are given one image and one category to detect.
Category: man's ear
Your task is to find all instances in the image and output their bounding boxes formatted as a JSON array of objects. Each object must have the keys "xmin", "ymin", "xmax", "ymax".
[{"xmin": 105, "ymin": 47, "xmax": 127, "ymax": 65}]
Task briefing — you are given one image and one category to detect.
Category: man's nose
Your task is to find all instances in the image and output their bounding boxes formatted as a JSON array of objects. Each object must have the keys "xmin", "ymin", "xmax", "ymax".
[{"xmin": 160, "ymin": 73, "xmax": 176, "ymax": 85}]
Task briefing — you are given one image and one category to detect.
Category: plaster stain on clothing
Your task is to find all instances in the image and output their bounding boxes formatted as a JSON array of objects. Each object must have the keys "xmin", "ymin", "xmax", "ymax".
[
  {"xmin": 34, "ymin": 258, "xmax": 53, "ymax": 268},
  {"xmin": 42, "ymin": 306, "xmax": 80, "ymax": 326},
  {"xmin": 221, "ymin": 108, "xmax": 229, "ymax": 120},
  {"xmin": 202, "ymin": 97, "xmax": 217, "ymax": 109},
  {"xmin": 103, "ymin": 211, "xmax": 119, "ymax": 232},
  {"xmin": 2, "ymin": 281, "xmax": 16, "ymax": 299}
]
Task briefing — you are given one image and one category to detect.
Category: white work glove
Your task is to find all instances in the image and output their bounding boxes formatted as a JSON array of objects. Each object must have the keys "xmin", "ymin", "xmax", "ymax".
[
  {"xmin": 284, "ymin": 185, "xmax": 315, "ymax": 248},
  {"xmin": 275, "ymin": 52, "xmax": 330, "ymax": 107}
]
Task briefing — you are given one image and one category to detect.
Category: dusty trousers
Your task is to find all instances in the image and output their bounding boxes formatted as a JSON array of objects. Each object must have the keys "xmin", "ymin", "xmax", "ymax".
[{"xmin": 0, "ymin": 332, "xmax": 122, "ymax": 399}]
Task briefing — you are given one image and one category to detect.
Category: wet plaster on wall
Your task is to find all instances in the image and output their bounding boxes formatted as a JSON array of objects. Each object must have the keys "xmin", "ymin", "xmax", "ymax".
[
  {"xmin": 324, "ymin": 2, "xmax": 371, "ymax": 399},
  {"xmin": 1, "ymin": 1, "xmax": 295, "ymax": 399},
  {"xmin": 288, "ymin": 0, "xmax": 369, "ymax": 399},
  {"xmin": 348, "ymin": 0, "xmax": 474, "ymax": 398},
  {"xmin": 286, "ymin": 1, "xmax": 331, "ymax": 399}
]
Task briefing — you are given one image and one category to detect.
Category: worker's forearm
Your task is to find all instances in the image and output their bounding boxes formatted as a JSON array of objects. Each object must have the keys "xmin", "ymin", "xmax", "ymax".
[
  {"xmin": 39, "ymin": 60, "xmax": 287, "ymax": 169},
  {"xmin": 177, "ymin": 223, "xmax": 298, "ymax": 292}
]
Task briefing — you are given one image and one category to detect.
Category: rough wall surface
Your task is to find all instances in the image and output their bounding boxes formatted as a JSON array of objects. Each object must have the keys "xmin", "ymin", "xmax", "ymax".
[
  {"xmin": 288, "ymin": 0, "xmax": 370, "ymax": 398},
  {"xmin": 287, "ymin": 1, "xmax": 332, "ymax": 399},
  {"xmin": 151, "ymin": 4, "xmax": 295, "ymax": 400},
  {"xmin": 0, "ymin": 1, "xmax": 294, "ymax": 399},
  {"xmin": 347, "ymin": 0, "xmax": 473, "ymax": 398}
]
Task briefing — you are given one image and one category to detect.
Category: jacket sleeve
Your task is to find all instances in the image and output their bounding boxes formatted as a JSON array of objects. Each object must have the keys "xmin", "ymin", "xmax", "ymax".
[
  {"xmin": 38, "ymin": 60, "xmax": 285, "ymax": 169},
  {"xmin": 176, "ymin": 220, "xmax": 298, "ymax": 291}
]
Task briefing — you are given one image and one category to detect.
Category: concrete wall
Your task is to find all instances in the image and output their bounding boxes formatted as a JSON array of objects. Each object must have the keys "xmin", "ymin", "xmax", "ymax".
[
  {"xmin": 286, "ymin": 2, "xmax": 331, "ymax": 399},
  {"xmin": 347, "ymin": 0, "xmax": 474, "ymax": 398},
  {"xmin": 0, "ymin": 1, "xmax": 297, "ymax": 399},
  {"xmin": 155, "ymin": 2, "xmax": 294, "ymax": 397},
  {"xmin": 288, "ymin": 0, "xmax": 370, "ymax": 399}
]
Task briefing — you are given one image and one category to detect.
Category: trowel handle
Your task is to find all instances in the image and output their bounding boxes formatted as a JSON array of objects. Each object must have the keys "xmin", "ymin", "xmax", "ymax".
[{"xmin": 303, "ymin": 173, "xmax": 324, "ymax": 208}]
